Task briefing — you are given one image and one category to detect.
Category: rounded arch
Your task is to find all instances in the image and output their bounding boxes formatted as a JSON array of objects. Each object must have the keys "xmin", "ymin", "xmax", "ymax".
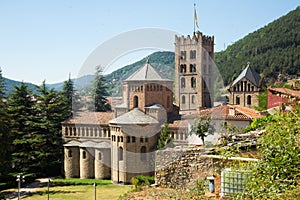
[
  {"xmin": 133, "ymin": 95, "xmax": 138, "ymax": 108},
  {"xmin": 181, "ymin": 95, "xmax": 186, "ymax": 104},
  {"xmin": 247, "ymin": 95, "xmax": 252, "ymax": 105},
  {"xmin": 181, "ymin": 77, "xmax": 186, "ymax": 88}
]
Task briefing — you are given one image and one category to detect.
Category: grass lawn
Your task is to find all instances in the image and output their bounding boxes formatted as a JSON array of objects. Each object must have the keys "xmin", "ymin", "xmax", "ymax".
[
  {"xmin": 3, "ymin": 178, "xmax": 132, "ymax": 200},
  {"xmin": 23, "ymin": 184, "xmax": 132, "ymax": 200}
]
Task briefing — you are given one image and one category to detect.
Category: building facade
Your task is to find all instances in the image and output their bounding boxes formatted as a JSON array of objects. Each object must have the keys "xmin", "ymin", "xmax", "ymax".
[{"xmin": 228, "ymin": 63, "xmax": 263, "ymax": 108}]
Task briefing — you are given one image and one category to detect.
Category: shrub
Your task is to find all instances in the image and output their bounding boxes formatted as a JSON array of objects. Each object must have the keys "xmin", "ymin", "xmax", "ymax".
[{"xmin": 131, "ymin": 176, "xmax": 155, "ymax": 191}]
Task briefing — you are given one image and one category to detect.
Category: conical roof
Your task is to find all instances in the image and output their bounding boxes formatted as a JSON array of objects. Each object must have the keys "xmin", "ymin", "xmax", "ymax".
[
  {"xmin": 126, "ymin": 58, "xmax": 171, "ymax": 81},
  {"xmin": 232, "ymin": 63, "xmax": 262, "ymax": 87}
]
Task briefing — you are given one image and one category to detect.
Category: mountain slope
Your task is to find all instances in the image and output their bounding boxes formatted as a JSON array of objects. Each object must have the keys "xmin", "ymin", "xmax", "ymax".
[
  {"xmin": 105, "ymin": 51, "xmax": 174, "ymax": 96},
  {"xmin": 215, "ymin": 6, "xmax": 300, "ymax": 85},
  {"xmin": 3, "ymin": 78, "xmax": 37, "ymax": 95}
]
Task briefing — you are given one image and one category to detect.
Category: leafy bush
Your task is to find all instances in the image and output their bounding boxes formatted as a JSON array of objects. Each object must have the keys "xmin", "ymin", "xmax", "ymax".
[
  {"xmin": 235, "ymin": 107, "xmax": 300, "ymax": 199},
  {"xmin": 131, "ymin": 176, "xmax": 155, "ymax": 191}
]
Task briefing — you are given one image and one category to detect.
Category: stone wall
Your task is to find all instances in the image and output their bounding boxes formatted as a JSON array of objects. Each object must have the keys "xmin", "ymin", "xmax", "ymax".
[
  {"xmin": 155, "ymin": 148, "xmax": 258, "ymax": 194},
  {"xmin": 155, "ymin": 148, "xmax": 214, "ymax": 189}
]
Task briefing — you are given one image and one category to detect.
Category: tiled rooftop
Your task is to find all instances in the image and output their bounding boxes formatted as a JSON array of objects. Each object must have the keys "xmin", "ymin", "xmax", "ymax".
[
  {"xmin": 182, "ymin": 105, "xmax": 262, "ymax": 121},
  {"xmin": 268, "ymin": 87, "xmax": 300, "ymax": 98},
  {"xmin": 62, "ymin": 112, "xmax": 114, "ymax": 125}
]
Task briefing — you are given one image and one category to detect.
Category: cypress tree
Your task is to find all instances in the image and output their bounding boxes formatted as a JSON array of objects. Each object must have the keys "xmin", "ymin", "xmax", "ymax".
[{"xmin": 88, "ymin": 66, "xmax": 111, "ymax": 112}]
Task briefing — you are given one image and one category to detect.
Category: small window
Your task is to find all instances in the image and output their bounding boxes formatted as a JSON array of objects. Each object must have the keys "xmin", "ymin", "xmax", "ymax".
[
  {"xmin": 145, "ymin": 137, "xmax": 148, "ymax": 143},
  {"xmin": 127, "ymin": 136, "xmax": 130, "ymax": 143},
  {"xmin": 180, "ymin": 51, "xmax": 186, "ymax": 60},
  {"xmin": 236, "ymin": 96, "xmax": 240, "ymax": 105},
  {"xmin": 190, "ymin": 50, "xmax": 196, "ymax": 59},
  {"xmin": 191, "ymin": 95, "xmax": 196, "ymax": 104},
  {"xmin": 141, "ymin": 146, "xmax": 146, "ymax": 161},
  {"xmin": 98, "ymin": 152, "xmax": 102, "ymax": 160},
  {"xmin": 181, "ymin": 77, "xmax": 186, "ymax": 88},
  {"xmin": 182, "ymin": 95, "xmax": 186, "ymax": 104},
  {"xmin": 140, "ymin": 137, "xmax": 144, "ymax": 143},
  {"xmin": 133, "ymin": 96, "xmax": 138, "ymax": 108},
  {"xmin": 132, "ymin": 136, "xmax": 136, "ymax": 143},
  {"xmin": 191, "ymin": 77, "xmax": 196, "ymax": 88},
  {"xmin": 82, "ymin": 151, "xmax": 86, "ymax": 159},
  {"xmin": 190, "ymin": 64, "xmax": 196, "ymax": 72},
  {"xmin": 118, "ymin": 147, "xmax": 123, "ymax": 161},
  {"xmin": 68, "ymin": 149, "xmax": 72, "ymax": 158},
  {"xmin": 247, "ymin": 95, "xmax": 252, "ymax": 105}
]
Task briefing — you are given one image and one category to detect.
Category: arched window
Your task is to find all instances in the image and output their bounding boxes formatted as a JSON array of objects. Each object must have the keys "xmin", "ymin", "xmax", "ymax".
[
  {"xmin": 190, "ymin": 64, "xmax": 196, "ymax": 72},
  {"xmin": 181, "ymin": 77, "xmax": 185, "ymax": 88},
  {"xmin": 133, "ymin": 96, "xmax": 138, "ymax": 108},
  {"xmin": 180, "ymin": 64, "xmax": 187, "ymax": 73},
  {"xmin": 65, "ymin": 127, "xmax": 68, "ymax": 136},
  {"xmin": 191, "ymin": 77, "xmax": 196, "ymax": 88},
  {"xmin": 191, "ymin": 95, "xmax": 196, "ymax": 104},
  {"xmin": 68, "ymin": 149, "xmax": 72, "ymax": 158},
  {"xmin": 141, "ymin": 146, "xmax": 146, "ymax": 161},
  {"xmin": 118, "ymin": 147, "xmax": 123, "ymax": 161},
  {"xmin": 182, "ymin": 95, "xmax": 186, "ymax": 104},
  {"xmin": 98, "ymin": 152, "xmax": 102, "ymax": 160},
  {"xmin": 247, "ymin": 83, "xmax": 251, "ymax": 91},
  {"xmin": 236, "ymin": 96, "xmax": 240, "ymax": 105},
  {"xmin": 247, "ymin": 95, "xmax": 252, "ymax": 105},
  {"xmin": 82, "ymin": 151, "xmax": 86, "ymax": 159}
]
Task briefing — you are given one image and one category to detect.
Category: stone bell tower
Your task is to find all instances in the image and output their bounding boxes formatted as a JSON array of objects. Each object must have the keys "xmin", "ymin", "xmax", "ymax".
[{"xmin": 174, "ymin": 31, "xmax": 214, "ymax": 111}]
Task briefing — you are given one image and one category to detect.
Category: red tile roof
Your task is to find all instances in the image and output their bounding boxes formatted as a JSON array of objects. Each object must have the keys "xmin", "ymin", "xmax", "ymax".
[
  {"xmin": 183, "ymin": 105, "xmax": 262, "ymax": 121},
  {"xmin": 268, "ymin": 87, "xmax": 300, "ymax": 98},
  {"xmin": 62, "ymin": 112, "xmax": 114, "ymax": 125}
]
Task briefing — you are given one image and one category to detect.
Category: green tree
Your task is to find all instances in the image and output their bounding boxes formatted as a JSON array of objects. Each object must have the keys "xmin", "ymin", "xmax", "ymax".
[
  {"xmin": 189, "ymin": 117, "xmax": 215, "ymax": 146},
  {"xmin": 7, "ymin": 82, "xmax": 37, "ymax": 180},
  {"xmin": 157, "ymin": 123, "xmax": 173, "ymax": 149},
  {"xmin": 88, "ymin": 66, "xmax": 111, "ymax": 111},
  {"xmin": 0, "ymin": 68, "xmax": 12, "ymax": 188},
  {"xmin": 34, "ymin": 81, "xmax": 64, "ymax": 176},
  {"xmin": 237, "ymin": 107, "xmax": 300, "ymax": 199}
]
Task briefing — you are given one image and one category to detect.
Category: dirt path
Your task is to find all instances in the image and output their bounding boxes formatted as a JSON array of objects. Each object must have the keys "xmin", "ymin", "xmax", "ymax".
[{"xmin": 4, "ymin": 178, "xmax": 50, "ymax": 200}]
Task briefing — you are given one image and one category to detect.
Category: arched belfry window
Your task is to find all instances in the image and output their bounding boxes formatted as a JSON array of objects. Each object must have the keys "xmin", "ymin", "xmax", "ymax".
[
  {"xmin": 133, "ymin": 96, "xmax": 138, "ymax": 108},
  {"xmin": 181, "ymin": 77, "xmax": 186, "ymax": 88}
]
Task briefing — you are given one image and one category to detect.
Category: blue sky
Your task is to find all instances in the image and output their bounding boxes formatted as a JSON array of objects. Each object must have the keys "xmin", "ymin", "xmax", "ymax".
[{"xmin": 0, "ymin": 0, "xmax": 299, "ymax": 84}]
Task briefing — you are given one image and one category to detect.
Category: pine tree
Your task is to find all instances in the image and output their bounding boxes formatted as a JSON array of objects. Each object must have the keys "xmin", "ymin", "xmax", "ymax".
[
  {"xmin": 34, "ymin": 81, "xmax": 64, "ymax": 176},
  {"xmin": 61, "ymin": 76, "xmax": 74, "ymax": 117},
  {"xmin": 7, "ymin": 82, "xmax": 37, "ymax": 179},
  {"xmin": 88, "ymin": 66, "xmax": 111, "ymax": 112},
  {"xmin": 0, "ymin": 68, "xmax": 12, "ymax": 188}
]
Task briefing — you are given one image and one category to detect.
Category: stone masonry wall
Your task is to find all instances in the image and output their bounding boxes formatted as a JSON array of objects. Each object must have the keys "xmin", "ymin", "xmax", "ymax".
[
  {"xmin": 155, "ymin": 148, "xmax": 215, "ymax": 189},
  {"xmin": 155, "ymin": 148, "xmax": 257, "ymax": 194}
]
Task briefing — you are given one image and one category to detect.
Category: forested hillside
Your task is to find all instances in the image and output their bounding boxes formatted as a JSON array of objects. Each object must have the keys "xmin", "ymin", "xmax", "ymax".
[{"xmin": 215, "ymin": 6, "xmax": 300, "ymax": 85}]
